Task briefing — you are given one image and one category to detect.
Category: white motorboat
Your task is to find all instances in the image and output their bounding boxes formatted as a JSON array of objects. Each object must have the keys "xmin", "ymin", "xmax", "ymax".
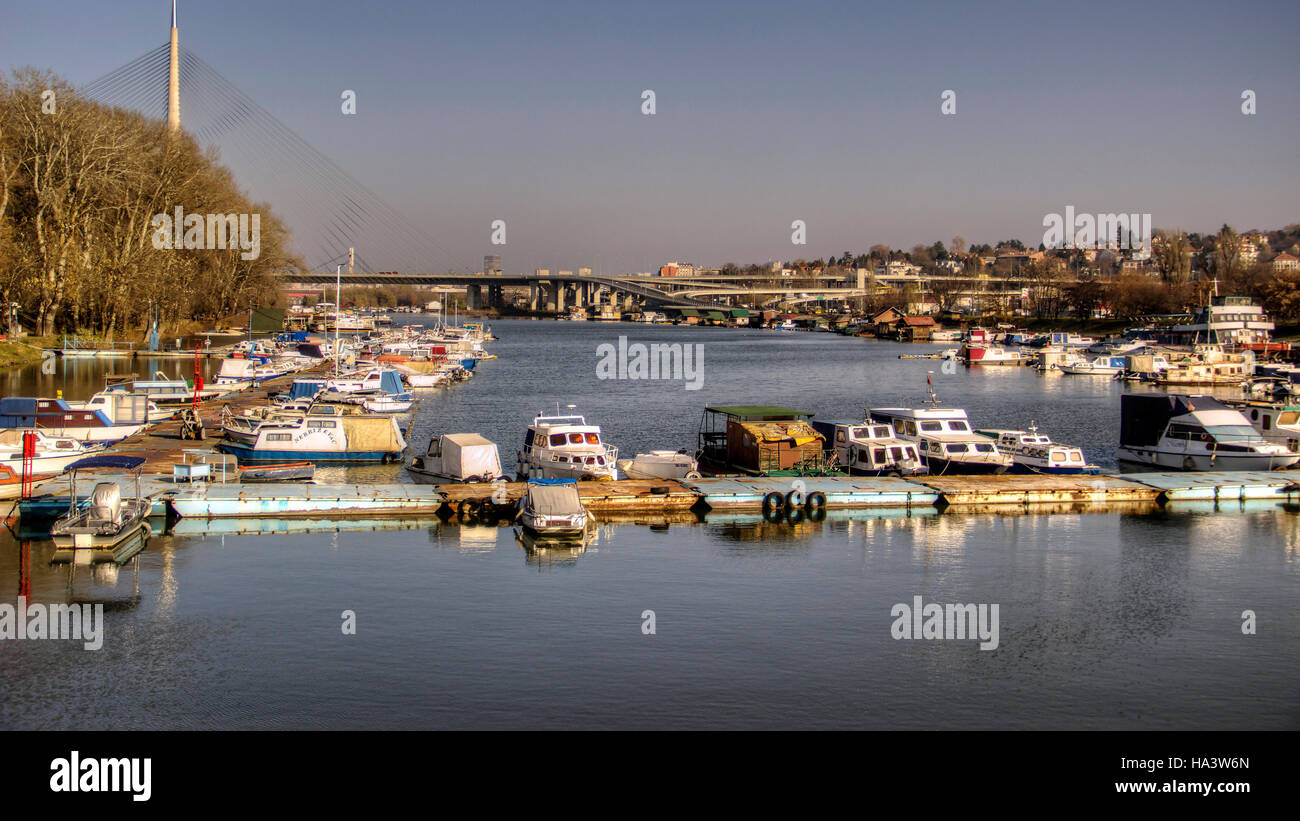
[
  {"xmin": 217, "ymin": 411, "xmax": 407, "ymax": 463},
  {"xmin": 0, "ymin": 464, "xmax": 60, "ymax": 499},
  {"xmin": 616, "ymin": 450, "xmax": 701, "ymax": 480},
  {"xmin": 516, "ymin": 409, "xmax": 618, "ymax": 481},
  {"xmin": 65, "ymin": 390, "xmax": 170, "ymax": 423},
  {"xmin": 408, "ymin": 433, "xmax": 504, "ymax": 483},
  {"xmin": 975, "ymin": 425, "xmax": 1098, "ymax": 474},
  {"xmin": 1059, "ymin": 355, "xmax": 1127, "ymax": 376},
  {"xmin": 1, "ymin": 394, "xmax": 153, "ymax": 443},
  {"xmin": 0, "ymin": 429, "xmax": 99, "ymax": 474},
  {"xmin": 104, "ymin": 370, "xmax": 240, "ymax": 405},
  {"xmin": 516, "ymin": 478, "xmax": 589, "ymax": 537},
  {"xmin": 811, "ymin": 420, "xmax": 926, "ymax": 476},
  {"xmin": 962, "ymin": 345, "xmax": 1026, "ymax": 366},
  {"xmin": 1117, "ymin": 394, "xmax": 1300, "ymax": 471}
]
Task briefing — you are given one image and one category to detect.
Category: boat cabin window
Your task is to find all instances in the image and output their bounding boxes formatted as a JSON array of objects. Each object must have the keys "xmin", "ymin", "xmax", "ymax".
[
  {"xmin": 946, "ymin": 444, "xmax": 968, "ymax": 454},
  {"xmin": 920, "ymin": 421, "xmax": 942, "ymax": 432},
  {"xmin": 903, "ymin": 421, "xmax": 917, "ymax": 435},
  {"xmin": 1167, "ymin": 423, "xmax": 1208, "ymax": 441},
  {"xmin": 889, "ymin": 446, "xmax": 906, "ymax": 460},
  {"xmin": 948, "ymin": 421, "xmax": 970, "ymax": 432},
  {"xmin": 1278, "ymin": 412, "xmax": 1300, "ymax": 428},
  {"xmin": 873, "ymin": 448, "xmax": 887, "ymax": 463},
  {"xmin": 306, "ymin": 420, "xmax": 337, "ymax": 429},
  {"xmin": 266, "ymin": 433, "xmax": 292, "ymax": 442},
  {"xmin": 568, "ymin": 433, "xmax": 586, "ymax": 444},
  {"xmin": 549, "ymin": 433, "xmax": 567, "ymax": 446},
  {"xmin": 585, "ymin": 433, "xmax": 600, "ymax": 445},
  {"xmin": 1205, "ymin": 425, "xmax": 1262, "ymax": 442},
  {"xmin": 972, "ymin": 443, "xmax": 995, "ymax": 453},
  {"xmin": 836, "ymin": 431, "xmax": 847, "ymax": 443},
  {"xmin": 853, "ymin": 427, "xmax": 872, "ymax": 439}
]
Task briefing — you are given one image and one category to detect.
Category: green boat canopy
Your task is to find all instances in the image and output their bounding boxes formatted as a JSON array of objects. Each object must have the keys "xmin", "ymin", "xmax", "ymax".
[{"xmin": 705, "ymin": 405, "xmax": 813, "ymax": 420}]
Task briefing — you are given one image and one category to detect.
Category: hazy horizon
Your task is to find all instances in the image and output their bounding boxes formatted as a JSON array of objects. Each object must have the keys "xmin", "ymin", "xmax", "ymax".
[{"xmin": 3, "ymin": 0, "xmax": 1298, "ymax": 273}]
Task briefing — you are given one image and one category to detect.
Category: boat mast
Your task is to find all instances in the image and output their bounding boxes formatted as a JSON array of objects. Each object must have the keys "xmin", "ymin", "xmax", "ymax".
[{"xmin": 335, "ymin": 264, "xmax": 341, "ymax": 378}]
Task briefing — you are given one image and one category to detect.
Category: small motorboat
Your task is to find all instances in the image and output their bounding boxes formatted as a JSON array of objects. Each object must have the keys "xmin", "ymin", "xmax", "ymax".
[
  {"xmin": 516, "ymin": 478, "xmax": 589, "ymax": 537},
  {"xmin": 361, "ymin": 395, "xmax": 415, "ymax": 414},
  {"xmin": 0, "ymin": 463, "xmax": 60, "ymax": 500},
  {"xmin": 237, "ymin": 462, "xmax": 316, "ymax": 482},
  {"xmin": 616, "ymin": 450, "xmax": 701, "ymax": 480},
  {"xmin": 49, "ymin": 455, "xmax": 151, "ymax": 563}
]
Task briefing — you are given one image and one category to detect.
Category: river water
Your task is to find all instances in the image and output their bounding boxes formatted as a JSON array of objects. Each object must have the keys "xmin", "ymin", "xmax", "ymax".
[{"xmin": 1, "ymin": 319, "xmax": 1296, "ymax": 729}]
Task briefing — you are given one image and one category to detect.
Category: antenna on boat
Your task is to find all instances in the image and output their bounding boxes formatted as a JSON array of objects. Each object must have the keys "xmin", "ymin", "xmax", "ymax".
[{"xmin": 926, "ymin": 371, "xmax": 939, "ymax": 407}]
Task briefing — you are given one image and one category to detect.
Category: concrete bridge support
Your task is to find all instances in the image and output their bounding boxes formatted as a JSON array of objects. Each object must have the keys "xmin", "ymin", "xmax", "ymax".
[{"xmin": 466, "ymin": 284, "xmax": 484, "ymax": 310}]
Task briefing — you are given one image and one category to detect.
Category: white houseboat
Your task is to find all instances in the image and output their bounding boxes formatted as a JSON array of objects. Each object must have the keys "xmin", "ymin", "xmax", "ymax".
[
  {"xmin": 1116, "ymin": 394, "xmax": 1300, "ymax": 471},
  {"xmin": 516, "ymin": 410, "xmax": 617, "ymax": 481}
]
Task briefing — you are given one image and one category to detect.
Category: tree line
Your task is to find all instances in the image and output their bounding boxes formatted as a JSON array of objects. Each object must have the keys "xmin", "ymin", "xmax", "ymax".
[{"xmin": 0, "ymin": 69, "xmax": 301, "ymax": 339}]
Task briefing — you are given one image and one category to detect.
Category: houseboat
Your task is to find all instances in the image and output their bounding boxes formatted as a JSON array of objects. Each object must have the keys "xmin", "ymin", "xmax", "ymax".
[
  {"xmin": 1116, "ymin": 394, "xmax": 1300, "ymax": 471},
  {"xmin": 975, "ymin": 425, "xmax": 1099, "ymax": 474},
  {"xmin": 809, "ymin": 420, "xmax": 926, "ymax": 476},
  {"xmin": 696, "ymin": 405, "xmax": 827, "ymax": 476},
  {"xmin": 1223, "ymin": 399, "xmax": 1300, "ymax": 453},
  {"xmin": 516, "ymin": 478, "xmax": 590, "ymax": 537},
  {"xmin": 1155, "ymin": 347, "xmax": 1253, "ymax": 387},
  {"xmin": 408, "ymin": 434, "xmax": 504, "ymax": 483},
  {"xmin": 216, "ymin": 412, "xmax": 407, "ymax": 463},
  {"xmin": 516, "ymin": 410, "xmax": 618, "ymax": 481}
]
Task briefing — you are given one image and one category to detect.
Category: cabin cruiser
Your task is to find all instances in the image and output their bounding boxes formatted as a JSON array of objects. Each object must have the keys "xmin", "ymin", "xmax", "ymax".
[
  {"xmin": 1155, "ymin": 346, "xmax": 1253, "ymax": 387},
  {"xmin": 49, "ymin": 455, "xmax": 151, "ymax": 561},
  {"xmin": 962, "ymin": 345, "xmax": 1026, "ymax": 366},
  {"xmin": 616, "ymin": 450, "xmax": 701, "ymax": 480},
  {"xmin": 1223, "ymin": 400, "xmax": 1300, "ymax": 453},
  {"xmin": 975, "ymin": 425, "xmax": 1098, "ymax": 474},
  {"xmin": 0, "ymin": 395, "xmax": 153, "ymax": 443},
  {"xmin": 217, "ymin": 411, "xmax": 407, "ymax": 463},
  {"xmin": 810, "ymin": 420, "xmax": 926, "ymax": 476},
  {"xmin": 516, "ymin": 410, "xmax": 617, "ymax": 481},
  {"xmin": 0, "ymin": 463, "xmax": 60, "ymax": 499},
  {"xmin": 516, "ymin": 478, "xmax": 590, "ymax": 537},
  {"xmin": 65, "ymin": 390, "xmax": 170, "ymax": 424},
  {"xmin": 0, "ymin": 428, "xmax": 99, "ymax": 474},
  {"xmin": 408, "ymin": 434, "xmax": 504, "ymax": 483},
  {"xmin": 1116, "ymin": 394, "xmax": 1300, "ymax": 471},
  {"xmin": 103, "ymin": 370, "xmax": 239, "ymax": 405},
  {"xmin": 215, "ymin": 358, "xmax": 286, "ymax": 387},
  {"xmin": 868, "ymin": 405, "xmax": 1011, "ymax": 475},
  {"xmin": 1059, "ymin": 355, "xmax": 1127, "ymax": 376}
]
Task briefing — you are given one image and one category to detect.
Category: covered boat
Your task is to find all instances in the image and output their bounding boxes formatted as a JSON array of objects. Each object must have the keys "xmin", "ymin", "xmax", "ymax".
[
  {"xmin": 216, "ymin": 412, "xmax": 407, "ymax": 463},
  {"xmin": 0, "ymin": 395, "xmax": 151, "ymax": 443},
  {"xmin": 696, "ymin": 405, "xmax": 827, "ymax": 476},
  {"xmin": 408, "ymin": 433, "xmax": 503, "ymax": 482},
  {"xmin": 0, "ymin": 428, "xmax": 98, "ymax": 474},
  {"xmin": 516, "ymin": 478, "xmax": 589, "ymax": 537}
]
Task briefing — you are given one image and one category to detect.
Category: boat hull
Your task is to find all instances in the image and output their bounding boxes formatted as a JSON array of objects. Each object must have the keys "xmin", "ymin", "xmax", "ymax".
[
  {"xmin": 1116, "ymin": 446, "xmax": 1300, "ymax": 471},
  {"xmin": 920, "ymin": 456, "xmax": 1009, "ymax": 475},
  {"xmin": 216, "ymin": 444, "xmax": 401, "ymax": 463}
]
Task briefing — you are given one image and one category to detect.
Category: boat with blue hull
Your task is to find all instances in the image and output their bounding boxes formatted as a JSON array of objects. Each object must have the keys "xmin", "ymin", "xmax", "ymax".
[{"xmin": 217, "ymin": 412, "xmax": 406, "ymax": 463}]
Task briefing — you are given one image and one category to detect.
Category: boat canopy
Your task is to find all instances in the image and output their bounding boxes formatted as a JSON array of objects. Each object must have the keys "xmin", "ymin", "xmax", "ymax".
[
  {"xmin": 288, "ymin": 379, "xmax": 328, "ymax": 400},
  {"xmin": 440, "ymin": 434, "xmax": 501, "ymax": 478},
  {"xmin": 705, "ymin": 405, "xmax": 813, "ymax": 421},
  {"xmin": 65, "ymin": 455, "xmax": 146, "ymax": 472},
  {"xmin": 523, "ymin": 481, "xmax": 584, "ymax": 515},
  {"xmin": 1119, "ymin": 394, "xmax": 1231, "ymax": 447}
]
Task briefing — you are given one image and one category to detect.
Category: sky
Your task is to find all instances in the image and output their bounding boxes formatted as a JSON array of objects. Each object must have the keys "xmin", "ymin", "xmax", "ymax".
[{"xmin": 2, "ymin": 0, "xmax": 1298, "ymax": 274}]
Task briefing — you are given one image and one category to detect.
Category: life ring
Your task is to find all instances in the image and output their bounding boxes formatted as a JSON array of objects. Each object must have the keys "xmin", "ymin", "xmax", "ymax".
[
  {"xmin": 762, "ymin": 491, "xmax": 785, "ymax": 515},
  {"xmin": 684, "ymin": 471, "xmax": 702, "ymax": 480},
  {"xmin": 806, "ymin": 491, "xmax": 827, "ymax": 511}
]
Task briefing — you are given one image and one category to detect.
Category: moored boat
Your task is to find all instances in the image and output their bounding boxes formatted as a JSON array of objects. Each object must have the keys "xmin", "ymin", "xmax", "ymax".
[
  {"xmin": 216, "ymin": 412, "xmax": 407, "ymax": 463},
  {"xmin": 1116, "ymin": 394, "xmax": 1300, "ymax": 471},
  {"xmin": 516, "ymin": 478, "xmax": 590, "ymax": 537},
  {"xmin": 516, "ymin": 409, "xmax": 617, "ymax": 481},
  {"xmin": 810, "ymin": 419, "xmax": 926, "ymax": 476},
  {"xmin": 49, "ymin": 455, "xmax": 151, "ymax": 563},
  {"xmin": 408, "ymin": 434, "xmax": 504, "ymax": 483},
  {"xmin": 975, "ymin": 425, "xmax": 1099, "ymax": 474}
]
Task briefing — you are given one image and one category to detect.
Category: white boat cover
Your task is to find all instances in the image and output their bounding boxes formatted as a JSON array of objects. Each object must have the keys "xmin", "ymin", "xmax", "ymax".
[
  {"xmin": 218, "ymin": 359, "xmax": 255, "ymax": 379},
  {"xmin": 524, "ymin": 483, "xmax": 583, "ymax": 516},
  {"xmin": 441, "ymin": 434, "xmax": 501, "ymax": 480}
]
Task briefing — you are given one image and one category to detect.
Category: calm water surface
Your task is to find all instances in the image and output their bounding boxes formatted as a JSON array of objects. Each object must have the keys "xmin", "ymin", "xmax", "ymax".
[{"xmin": 0, "ymin": 320, "xmax": 1296, "ymax": 729}]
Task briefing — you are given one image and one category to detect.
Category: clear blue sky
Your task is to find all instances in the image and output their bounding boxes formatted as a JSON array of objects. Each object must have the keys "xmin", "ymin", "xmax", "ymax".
[{"xmin": 3, "ymin": 0, "xmax": 1298, "ymax": 273}]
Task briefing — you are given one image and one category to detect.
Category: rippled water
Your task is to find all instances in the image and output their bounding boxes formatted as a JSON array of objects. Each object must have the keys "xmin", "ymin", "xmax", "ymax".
[{"xmin": 1, "ymin": 320, "xmax": 1297, "ymax": 729}]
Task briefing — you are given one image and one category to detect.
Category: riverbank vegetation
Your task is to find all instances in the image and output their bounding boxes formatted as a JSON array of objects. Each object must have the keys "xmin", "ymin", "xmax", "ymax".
[{"xmin": 0, "ymin": 69, "xmax": 302, "ymax": 340}]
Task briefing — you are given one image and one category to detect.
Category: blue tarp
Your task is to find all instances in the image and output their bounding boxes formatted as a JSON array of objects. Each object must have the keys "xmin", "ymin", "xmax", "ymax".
[
  {"xmin": 528, "ymin": 477, "xmax": 577, "ymax": 485},
  {"xmin": 65, "ymin": 455, "xmax": 146, "ymax": 472},
  {"xmin": 289, "ymin": 379, "xmax": 328, "ymax": 400},
  {"xmin": 379, "ymin": 370, "xmax": 404, "ymax": 396}
]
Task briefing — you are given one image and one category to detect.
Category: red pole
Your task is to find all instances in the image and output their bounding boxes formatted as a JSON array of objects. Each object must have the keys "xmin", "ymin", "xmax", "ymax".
[{"xmin": 20, "ymin": 429, "xmax": 36, "ymax": 498}]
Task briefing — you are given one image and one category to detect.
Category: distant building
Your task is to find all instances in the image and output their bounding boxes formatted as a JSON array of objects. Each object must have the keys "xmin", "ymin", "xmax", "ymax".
[
  {"xmin": 660, "ymin": 261, "xmax": 696, "ymax": 277},
  {"xmin": 535, "ymin": 268, "xmax": 550, "ymax": 277},
  {"xmin": 1272, "ymin": 252, "xmax": 1299, "ymax": 272},
  {"xmin": 578, "ymin": 267, "xmax": 592, "ymax": 277},
  {"xmin": 484, "ymin": 255, "xmax": 502, "ymax": 275}
]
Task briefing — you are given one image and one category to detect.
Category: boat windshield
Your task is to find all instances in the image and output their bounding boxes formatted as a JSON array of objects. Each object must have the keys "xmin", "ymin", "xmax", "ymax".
[{"xmin": 1205, "ymin": 425, "xmax": 1264, "ymax": 442}]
